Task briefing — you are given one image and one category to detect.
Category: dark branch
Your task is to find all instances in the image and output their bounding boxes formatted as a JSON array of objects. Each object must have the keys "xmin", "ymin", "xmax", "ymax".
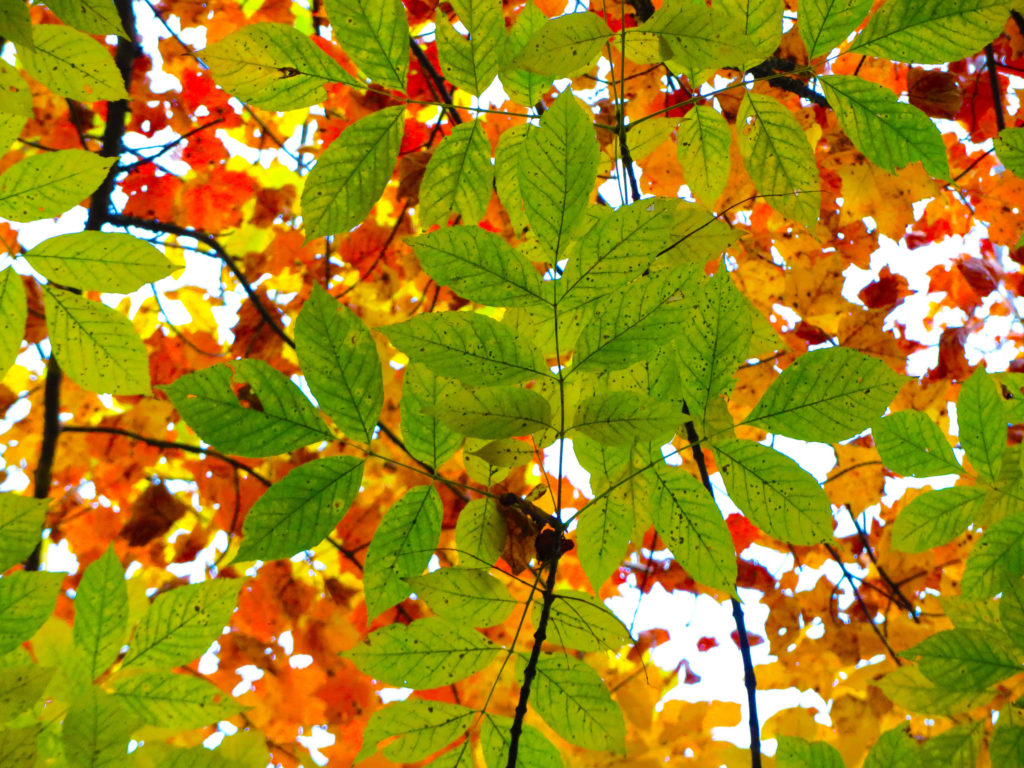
[
  {"xmin": 824, "ymin": 543, "xmax": 903, "ymax": 665},
  {"xmin": 409, "ymin": 38, "xmax": 462, "ymax": 125},
  {"xmin": 747, "ymin": 59, "xmax": 828, "ymax": 108},
  {"xmin": 985, "ymin": 44, "xmax": 1006, "ymax": 132}
]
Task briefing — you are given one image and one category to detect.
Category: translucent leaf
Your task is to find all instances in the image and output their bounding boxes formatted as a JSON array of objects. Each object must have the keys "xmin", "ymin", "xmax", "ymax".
[
  {"xmin": 455, "ymin": 497, "xmax": 506, "ymax": 567},
  {"xmin": 0, "ymin": 270, "xmax": 24, "ymax": 384},
  {"xmin": 235, "ymin": 456, "xmax": 364, "ymax": 562},
  {"xmin": 890, "ymin": 486, "xmax": 983, "ymax": 553},
  {"xmin": 0, "ymin": 665, "xmax": 53, "ymax": 722},
  {"xmin": 799, "ymin": 0, "xmax": 873, "ymax": 59},
  {"xmin": 852, "ymin": 0, "xmax": 1010, "ymax": 64},
  {"xmin": 999, "ymin": 579, "xmax": 1024, "ymax": 652},
  {"xmin": 204, "ymin": 23, "xmax": 358, "ymax": 110},
  {"xmin": 534, "ymin": 590, "xmax": 630, "ymax": 651},
  {"xmin": 571, "ymin": 391, "xmax": 678, "ymax": 445},
  {"xmin": 991, "ymin": 713, "xmax": 1024, "ymax": 768},
  {"xmin": 821, "ymin": 75, "xmax": 949, "ymax": 179},
  {"xmin": 661, "ymin": 201, "xmax": 741, "ymax": 266},
  {"xmin": 518, "ymin": 90, "xmax": 600, "ymax": 258},
  {"xmin": 0, "ymin": 149, "xmax": 113, "ymax": 222},
  {"xmin": 429, "ymin": 382, "xmax": 552, "ymax": 439},
  {"xmin": 902, "ymin": 628, "xmax": 1021, "ymax": 691},
  {"xmin": 112, "ymin": 672, "xmax": 243, "ymax": 729},
  {"xmin": 626, "ymin": 0, "xmax": 739, "ymax": 70},
  {"xmin": 961, "ymin": 514, "xmax": 1024, "ymax": 598},
  {"xmin": 495, "ymin": 125, "xmax": 530, "ymax": 234},
  {"xmin": 957, "ymin": 367, "xmax": 1007, "ymax": 482},
  {"xmin": 400, "ymin": 363, "xmax": 463, "ymax": 468},
  {"xmin": 863, "ymin": 726, "xmax": 920, "ymax": 768},
  {"xmin": 435, "ymin": 0, "xmax": 504, "ymax": 96},
  {"xmin": 73, "ymin": 547, "xmax": 128, "ymax": 680},
  {"xmin": 775, "ymin": 736, "xmax": 844, "ymax": 768},
  {"xmin": 747, "ymin": 346, "xmax": 904, "ymax": 443},
  {"xmin": 419, "ymin": 120, "xmax": 494, "ymax": 226},
  {"xmin": 295, "ymin": 283, "xmax": 383, "ymax": 444},
  {"xmin": 406, "ymin": 567, "xmax": 515, "ymax": 627},
  {"xmin": 383, "ymin": 312, "xmax": 547, "ymax": 386},
  {"xmin": 509, "ymin": 11, "xmax": 609, "ymax": 77},
  {"xmin": 21, "ymin": 25, "xmax": 127, "ymax": 101},
  {"xmin": 25, "ymin": 232, "xmax": 174, "ymax": 293},
  {"xmin": 649, "ymin": 464, "xmax": 736, "ymax": 594},
  {"xmin": 0, "ymin": 493, "xmax": 44, "ymax": 572},
  {"xmin": 355, "ymin": 699, "xmax": 476, "ymax": 765},
  {"xmin": 46, "ymin": 0, "xmax": 124, "ymax": 37},
  {"xmin": 873, "ymin": 410, "xmax": 960, "ymax": 477},
  {"xmin": 995, "ymin": 126, "xmax": 1024, "ymax": 177},
  {"xmin": 344, "ymin": 616, "xmax": 500, "ymax": 688},
  {"xmin": 714, "ymin": 439, "xmax": 833, "ymax": 545},
  {"xmin": 576, "ymin": 487, "xmax": 635, "ymax": 591},
  {"xmin": 63, "ymin": 688, "xmax": 140, "ymax": 768},
  {"xmin": 0, "ymin": 571, "xmax": 64, "ymax": 654},
  {"xmin": 876, "ymin": 664, "xmax": 991, "ymax": 715},
  {"xmin": 163, "ymin": 360, "xmax": 329, "ymax": 458},
  {"xmin": 364, "ymin": 486, "xmax": 443, "ymax": 620},
  {"xmin": 0, "ymin": 0, "xmax": 32, "ymax": 48},
  {"xmin": 0, "ymin": 59, "xmax": 31, "ymax": 118},
  {"xmin": 43, "ymin": 287, "xmax": 151, "ymax": 396},
  {"xmin": 131, "ymin": 742, "xmax": 233, "ymax": 768},
  {"xmin": 737, "ymin": 91, "xmax": 820, "ymax": 230},
  {"xmin": 718, "ymin": 0, "xmax": 783, "ymax": 70},
  {"xmin": 480, "ymin": 714, "xmax": 563, "ymax": 768},
  {"xmin": 0, "ymin": 725, "xmax": 37, "ymax": 766},
  {"xmin": 677, "ymin": 105, "xmax": 731, "ymax": 207},
  {"xmin": 301, "ymin": 105, "xmax": 405, "ymax": 239},
  {"xmin": 527, "ymin": 653, "xmax": 625, "ymax": 753},
  {"xmin": 921, "ymin": 721, "xmax": 983, "ymax": 765},
  {"xmin": 410, "ymin": 225, "xmax": 546, "ymax": 307},
  {"xmin": 326, "ymin": 0, "xmax": 408, "ymax": 90},
  {"xmin": 501, "ymin": 2, "xmax": 555, "ymax": 106},
  {"xmin": 121, "ymin": 579, "xmax": 242, "ymax": 669}
]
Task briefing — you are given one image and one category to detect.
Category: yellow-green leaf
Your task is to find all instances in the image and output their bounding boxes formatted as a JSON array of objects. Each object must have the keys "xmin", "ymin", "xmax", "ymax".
[
  {"xmin": 25, "ymin": 232, "xmax": 175, "ymax": 293},
  {"xmin": 21, "ymin": 25, "xmax": 127, "ymax": 101},
  {"xmin": 799, "ymin": 0, "xmax": 873, "ymax": 59},
  {"xmin": 677, "ymin": 105, "xmax": 731, "ymax": 207},
  {"xmin": 435, "ymin": 0, "xmax": 504, "ymax": 96},
  {"xmin": 326, "ymin": 0, "xmax": 408, "ymax": 90},
  {"xmin": 419, "ymin": 119, "xmax": 494, "ymax": 226},
  {"xmin": 0, "ymin": 150, "xmax": 114, "ymax": 222},
  {"xmin": 0, "ymin": 267, "xmax": 25, "ymax": 379},
  {"xmin": 510, "ymin": 11, "xmax": 608, "ymax": 78}
]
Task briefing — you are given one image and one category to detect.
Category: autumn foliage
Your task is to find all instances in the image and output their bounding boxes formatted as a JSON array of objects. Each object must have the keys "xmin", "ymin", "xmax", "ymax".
[{"xmin": 4, "ymin": 0, "xmax": 1024, "ymax": 766}]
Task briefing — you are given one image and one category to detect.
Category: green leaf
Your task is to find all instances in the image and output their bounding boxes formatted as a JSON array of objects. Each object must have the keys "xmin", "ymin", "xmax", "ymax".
[
  {"xmin": 21, "ymin": 24, "xmax": 127, "ymax": 101},
  {"xmin": 364, "ymin": 486, "xmax": 443, "ymax": 620},
  {"xmin": 661, "ymin": 201, "xmax": 742, "ymax": 266},
  {"xmin": 400, "ymin": 363, "xmax": 463, "ymax": 468},
  {"xmin": 0, "ymin": 56, "xmax": 31, "ymax": 117},
  {"xmin": 356, "ymin": 699, "xmax": 476, "ymax": 765},
  {"xmin": 0, "ymin": 726, "xmax": 37, "ymax": 766},
  {"xmin": 890, "ymin": 486, "xmax": 983, "ymax": 553},
  {"xmin": 677, "ymin": 105, "xmax": 731, "ymax": 207},
  {"xmin": 571, "ymin": 270, "xmax": 688, "ymax": 373},
  {"xmin": 0, "ymin": 664, "xmax": 53, "ymax": 722},
  {"xmin": 383, "ymin": 311, "xmax": 546, "ymax": 386},
  {"xmin": 501, "ymin": 2, "xmax": 555, "ymax": 106},
  {"xmin": 301, "ymin": 105, "xmax": 404, "ymax": 239},
  {"xmin": 876, "ymin": 664, "xmax": 991, "ymax": 715},
  {"xmin": 455, "ymin": 497, "xmax": 506, "ymax": 567},
  {"xmin": 163, "ymin": 360, "xmax": 329, "ymax": 457},
  {"xmin": 0, "ymin": 0, "xmax": 32, "ymax": 49},
  {"xmin": 43, "ymin": 287, "xmax": 151, "ymax": 396},
  {"xmin": 821, "ymin": 75, "xmax": 949, "ymax": 179},
  {"xmin": 435, "ymin": 0, "xmax": 504, "ymax": 96},
  {"xmin": 576, "ymin": 486, "xmax": 636, "ymax": 591},
  {"xmin": 747, "ymin": 346, "xmax": 903, "ymax": 443},
  {"xmin": 419, "ymin": 119, "xmax": 494, "ymax": 226},
  {"xmin": 528, "ymin": 653, "xmax": 625, "ymax": 753},
  {"xmin": 63, "ymin": 687, "xmax": 140, "ymax": 768},
  {"xmin": 627, "ymin": 0, "xmax": 745, "ymax": 72},
  {"xmin": 410, "ymin": 226, "xmax": 546, "ymax": 307},
  {"xmin": 73, "ymin": 547, "xmax": 128, "ymax": 681},
  {"xmin": 344, "ymin": 616, "xmax": 500, "ymax": 688},
  {"xmin": 775, "ymin": 736, "xmax": 844, "ymax": 768},
  {"xmin": 737, "ymin": 91, "xmax": 820, "ymax": 230},
  {"xmin": 510, "ymin": 11, "xmax": 608, "ymax": 77},
  {"xmin": 675, "ymin": 268, "xmax": 751, "ymax": 421},
  {"xmin": 0, "ymin": 571, "xmax": 64, "ymax": 654},
  {"xmin": 0, "ymin": 494, "xmax": 44, "ymax": 573},
  {"xmin": 649, "ymin": 465, "xmax": 736, "ymax": 594},
  {"xmin": 495, "ymin": 125, "xmax": 530, "ymax": 234},
  {"xmin": 921, "ymin": 721, "xmax": 983, "ymax": 766},
  {"xmin": 718, "ymin": 0, "xmax": 783, "ymax": 70},
  {"xmin": 571, "ymin": 391, "xmax": 678, "ymax": 445},
  {"xmin": 535, "ymin": 590, "xmax": 630, "ymax": 652},
  {"xmin": 958, "ymin": 367, "xmax": 1007, "ymax": 482},
  {"xmin": 993, "ymin": 714, "xmax": 1024, "ymax": 768},
  {"xmin": 852, "ymin": 0, "xmax": 1010, "ymax": 64},
  {"xmin": 714, "ymin": 439, "xmax": 833, "ymax": 545},
  {"xmin": 25, "ymin": 232, "xmax": 174, "ymax": 293},
  {"xmin": 405, "ymin": 567, "xmax": 514, "ymax": 627},
  {"xmin": 1000, "ymin": 578, "xmax": 1024, "ymax": 652},
  {"xmin": 0, "ymin": 149, "xmax": 113, "ymax": 222},
  {"xmin": 112, "ymin": 672, "xmax": 242, "ymax": 729},
  {"xmin": 131, "ymin": 742, "xmax": 233, "ymax": 768},
  {"xmin": 481, "ymin": 714, "xmax": 563, "ymax": 768},
  {"xmin": 325, "ymin": 0, "xmax": 408, "ymax": 90},
  {"xmin": 519, "ymin": 90, "xmax": 600, "ymax": 258},
  {"xmin": 204, "ymin": 23, "xmax": 358, "ymax": 110},
  {"xmin": 431, "ymin": 382, "xmax": 551, "ymax": 439},
  {"xmin": 961, "ymin": 513, "xmax": 1024, "ymax": 598},
  {"xmin": 121, "ymin": 579, "xmax": 242, "ymax": 669},
  {"xmin": 996, "ymin": 126, "xmax": 1024, "ymax": 177},
  {"xmin": 873, "ymin": 410, "xmax": 960, "ymax": 477},
  {"xmin": 902, "ymin": 628, "xmax": 1021, "ymax": 691},
  {"xmin": 46, "ymin": 0, "xmax": 125, "ymax": 36},
  {"xmin": 296, "ymin": 283, "xmax": 382, "ymax": 444},
  {"xmin": 235, "ymin": 456, "xmax": 364, "ymax": 562},
  {"xmin": 799, "ymin": 0, "xmax": 873, "ymax": 59},
  {"xmin": 863, "ymin": 726, "xmax": 920, "ymax": 768}
]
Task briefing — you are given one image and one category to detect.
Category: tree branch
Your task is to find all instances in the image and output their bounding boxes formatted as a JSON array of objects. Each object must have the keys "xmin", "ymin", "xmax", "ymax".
[
  {"xmin": 985, "ymin": 43, "xmax": 1006, "ymax": 133},
  {"xmin": 409, "ymin": 38, "xmax": 462, "ymax": 125}
]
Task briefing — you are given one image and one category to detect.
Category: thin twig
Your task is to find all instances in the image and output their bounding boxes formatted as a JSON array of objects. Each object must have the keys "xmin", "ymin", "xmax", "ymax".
[
  {"xmin": 409, "ymin": 37, "xmax": 461, "ymax": 125},
  {"xmin": 824, "ymin": 543, "xmax": 903, "ymax": 665}
]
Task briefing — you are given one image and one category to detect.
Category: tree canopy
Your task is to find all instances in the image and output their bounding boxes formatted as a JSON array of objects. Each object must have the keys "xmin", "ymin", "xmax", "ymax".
[{"xmin": 2, "ymin": 0, "xmax": 1024, "ymax": 766}]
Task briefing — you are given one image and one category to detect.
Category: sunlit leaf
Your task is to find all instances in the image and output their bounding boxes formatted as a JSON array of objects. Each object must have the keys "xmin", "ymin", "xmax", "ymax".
[
  {"xmin": 419, "ymin": 120, "xmax": 494, "ymax": 226},
  {"xmin": 0, "ymin": 494, "xmax": 43, "ymax": 573},
  {"xmin": 995, "ymin": 127, "xmax": 1024, "ymax": 178},
  {"xmin": 957, "ymin": 367, "xmax": 1007, "ymax": 482},
  {"xmin": 0, "ymin": 0, "xmax": 33, "ymax": 48},
  {"xmin": 356, "ymin": 699, "xmax": 476, "ymax": 764},
  {"xmin": 876, "ymin": 664, "xmax": 993, "ymax": 715},
  {"xmin": 960, "ymin": 513, "xmax": 1024, "ymax": 598},
  {"xmin": 0, "ymin": 665, "xmax": 53, "ymax": 722},
  {"xmin": 501, "ymin": 2, "xmax": 555, "ymax": 106},
  {"xmin": 576, "ymin": 485, "xmax": 636, "ymax": 591},
  {"xmin": 435, "ymin": 0, "xmax": 504, "ymax": 96},
  {"xmin": 46, "ymin": 0, "xmax": 124, "ymax": 37},
  {"xmin": 863, "ymin": 726, "xmax": 920, "ymax": 768},
  {"xmin": 775, "ymin": 736, "xmax": 844, "ymax": 768},
  {"xmin": 533, "ymin": 590, "xmax": 630, "ymax": 651},
  {"xmin": 326, "ymin": 0, "xmax": 408, "ymax": 90},
  {"xmin": 572, "ymin": 391, "xmax": 678, "ymax": 445},
  {"xmin": 62, "ymin": 688, "xmax": 140, "ymax": 768},
  {"xmin": 481, "ymin": 714, "xmax": 563, "ymax": 768},
  {"xmin": 21, "ymin": 25, "xmax": 127, "ymax": 100},
  {"xmin": 0, "ymin": 571, "xmax": 64, "ymax": 654},
  {"xmin": 73, "ymin": 547, "xmax": 128, "ymax": 680},
  {"xmin": 429, "ymin": 382, "xmax": 552, "ymax": 439},
  {"xmin": 799, "ymin": 0, "xmax": 873, "ymax": 59},
  {"xmin": 25, "ymin": 232, "xmax": 175, "ymax": 293},
  {"xmin": 0, "ymin": 150, "xmax": 113, "ymax": 222},
  {"xmin": 455, "ymin": 497, "xmax": 506, "ymax": 568},
  {"xmin": 112, "ymin": 672, "xmax": 243, "ymax": 729},
  {"xmin": 510, "ymin": 11, "xmax": 608, "ymax": 77},
  {"xmin": 400, "ymin": 363, "xmax": 463, "ymax": 468},
  {"xmin": 406, "ymin": 567, "xmax": 515, "ymax": 627},
  {"xmin": 890, "ymin": 486, "xmax": 983, "ymax": 553},
  {"xmin": 903, "ymin": 628, "xmax": 1021, "ymax": 690},
  {"xmin": 677, "ymin": 105, "xmax": 731, "ymax": 208},
  {"xmin": 873, "ymin": 410, "xmax": 961, "ymax": 477}
]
